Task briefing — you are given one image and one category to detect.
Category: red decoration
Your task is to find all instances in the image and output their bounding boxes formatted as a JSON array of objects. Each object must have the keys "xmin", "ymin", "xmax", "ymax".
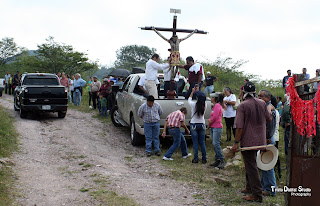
[{"xmin": 286, "ymin": 77, "xmax": 317, "ymax": 137}]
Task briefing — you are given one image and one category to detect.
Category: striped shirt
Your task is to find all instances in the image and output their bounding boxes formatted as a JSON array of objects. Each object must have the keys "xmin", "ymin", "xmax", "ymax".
[
  {"xmin": 138, "ymin": 102, "xmax": 163, "ymax": 123},
  {"xmin": 166, "ymin": 110, "xmax": 185, "ymax": 128}
]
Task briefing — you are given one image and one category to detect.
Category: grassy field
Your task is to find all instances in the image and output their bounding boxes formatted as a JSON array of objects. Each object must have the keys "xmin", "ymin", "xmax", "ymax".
[{"xmin": 0, "ymin": 105, "xmax": 18, "ymax": 205}]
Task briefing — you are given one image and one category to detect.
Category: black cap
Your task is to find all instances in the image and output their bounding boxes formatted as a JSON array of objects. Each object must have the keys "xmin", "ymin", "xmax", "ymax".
[{"xmin": 244, "ymin": 81, "xmax": 255, "ymax": 93}]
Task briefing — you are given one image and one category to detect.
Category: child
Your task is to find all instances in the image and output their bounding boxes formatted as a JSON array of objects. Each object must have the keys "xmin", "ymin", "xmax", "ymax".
[{"xmin": 99, "ymin": 94, "xmax": 108, "ymax": 117}]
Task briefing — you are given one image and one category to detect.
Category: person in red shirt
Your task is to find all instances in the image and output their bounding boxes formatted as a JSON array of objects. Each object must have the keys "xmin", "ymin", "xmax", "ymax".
[{"xmin": 178, "ymin": 56, "xmax": 205, "ymax": 99}]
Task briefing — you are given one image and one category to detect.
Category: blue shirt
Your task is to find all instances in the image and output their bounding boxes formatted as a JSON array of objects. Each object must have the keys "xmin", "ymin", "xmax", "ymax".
[
  {"xmin": 138, "ymin": 102, "xmax": 163, "ymax": 123},
  {"xmin": 73, "ymin": 78, "xmax": 86, "ymax": 92}
]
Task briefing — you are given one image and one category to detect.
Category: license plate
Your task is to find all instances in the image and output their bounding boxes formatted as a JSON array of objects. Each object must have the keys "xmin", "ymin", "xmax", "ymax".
[{"xmin": 42, "ymin": 105, "xmax": 51, "ymax": 110}]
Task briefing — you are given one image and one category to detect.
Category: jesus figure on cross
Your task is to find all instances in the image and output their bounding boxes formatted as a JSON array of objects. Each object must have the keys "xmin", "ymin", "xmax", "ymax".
[{"xmin": 151, "ymin": 26, "xmax": 198, "ymax": 79}]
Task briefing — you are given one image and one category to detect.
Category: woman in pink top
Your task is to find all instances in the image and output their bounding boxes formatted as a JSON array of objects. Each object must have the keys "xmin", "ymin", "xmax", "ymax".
[
  {"xmin": 208, "ymin": 92, "xmax": 225, "ymax": 169},
  {"xmin": 60, "ymin": 73, "xmax": 69, "ymax": 90}
]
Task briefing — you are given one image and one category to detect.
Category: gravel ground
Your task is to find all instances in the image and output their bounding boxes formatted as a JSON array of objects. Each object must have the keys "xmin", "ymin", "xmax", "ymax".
[{"xmin": 0, "ymin": 94, "xmax": 205, "ymax": 206}]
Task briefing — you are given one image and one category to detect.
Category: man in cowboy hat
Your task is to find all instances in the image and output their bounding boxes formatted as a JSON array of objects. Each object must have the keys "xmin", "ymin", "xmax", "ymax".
[{"xmin": 232, "ymin": 82, "xmax": 273, "ymax": 203}]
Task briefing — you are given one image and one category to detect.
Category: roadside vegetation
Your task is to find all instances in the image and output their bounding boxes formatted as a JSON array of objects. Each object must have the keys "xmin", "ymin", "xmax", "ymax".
[{"xmin": 0, "ymin": 105, "xmax": 18, "ymax": 205}]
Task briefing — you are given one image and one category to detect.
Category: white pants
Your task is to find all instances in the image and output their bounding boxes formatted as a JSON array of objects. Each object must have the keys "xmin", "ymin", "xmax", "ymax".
[{"xmin": 145, "ymin": 80, "xmax": 158, "ymax": 99}]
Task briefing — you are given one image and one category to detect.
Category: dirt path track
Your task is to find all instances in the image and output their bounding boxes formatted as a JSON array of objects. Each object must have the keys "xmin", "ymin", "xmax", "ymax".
[{"xmin": 0, "ymin": 94, "xmax": 205, "ymax": 206}]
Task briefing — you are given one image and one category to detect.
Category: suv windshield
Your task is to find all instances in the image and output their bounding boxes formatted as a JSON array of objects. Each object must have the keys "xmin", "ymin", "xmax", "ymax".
[{"xmin": 23, "ymin": 77, "xmax": 60, "ymax": 85}]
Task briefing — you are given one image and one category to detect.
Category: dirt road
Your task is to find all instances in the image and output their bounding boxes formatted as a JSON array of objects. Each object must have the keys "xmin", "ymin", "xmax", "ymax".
[{"xmin": 0, "ymin": 94, "xmax": 204, "ymax": 206}]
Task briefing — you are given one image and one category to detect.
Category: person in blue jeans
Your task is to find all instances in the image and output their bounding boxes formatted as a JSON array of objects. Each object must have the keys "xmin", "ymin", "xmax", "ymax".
[
  {"xmin": 188, "ymin": 87, "xmax": 207, "ymax": 164},
  {"xmin": 138, "ymin": 95, "xmax": 163, "ymax": 157},
  {"xmin": 162, "ymin": 107, "xmax": 191, "ymax": 160},
  {"xmin": 208, "ymin": 92, "xmax": 225, "ymax": 168}
]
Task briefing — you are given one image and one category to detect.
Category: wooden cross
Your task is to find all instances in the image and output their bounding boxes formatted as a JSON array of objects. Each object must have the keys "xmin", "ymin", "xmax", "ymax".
[{"xmin": 140, "ymin": 9, "xmax": 208, "ymax": 99}]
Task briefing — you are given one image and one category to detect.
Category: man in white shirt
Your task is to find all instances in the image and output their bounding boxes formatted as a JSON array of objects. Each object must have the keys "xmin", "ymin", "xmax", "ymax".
[
  {"xmin": 138, "ymin": 75, "xmax": 159, "ymax": 95},
  {"xmin": 145, "ymin": 54, "xmax": 169, "ymax": 99}
]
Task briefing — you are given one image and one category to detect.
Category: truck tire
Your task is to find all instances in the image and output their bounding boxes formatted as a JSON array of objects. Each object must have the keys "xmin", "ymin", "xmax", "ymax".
[
  {"xmin": 110, "ymin": 106, "xmax": 122, "ymax": 127},
  {"xmin": 130, "ymin": 116, "xmax": 144, "ymax": 146},
  {"xmin": 58, "ymin": 111, "xmax": 66, "ymax": 118},
  {"xmin": 0, "ymin": 90, "xmax": 2, "ymax": 97},
  {"xmin": 14, "ymin": 97, "xmax": 19, "ymax": 111},
  {"xmin": 20, "ymin": 107, "xmax": 27, "ymax": 118}
]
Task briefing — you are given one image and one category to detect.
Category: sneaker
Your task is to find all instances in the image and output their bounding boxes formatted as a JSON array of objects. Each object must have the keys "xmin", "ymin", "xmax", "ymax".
[
  {"xmin": 182, "ymin": 153, "xmax": 192, "ymax": 159},
  {"xmin": 89, "ymin": 105, "xmax": 93, "ymax": 109},
  {"xmin": 163, "ymin": 156, "xmax": 174, "ymax": 161},
  {"xmin": 217, "ymin": 160, "xmax": 225, "ymax": 169},
  {"xmin": 209, "ymin": 160, "xmax": 221, "ymax": 167},
  {"xmin": 192, "ymin": 159, "xmax": 199, "ymax": 163},
  {"xmin": 155, "ymin": 151, "xmax": 161, "ymax": 156},
  {"xmin": 202, "ymin": 159, "xmax": 207, "ymax": 164},
  {"xmin": 146, "ymin": 153, "xmax": 152, "ymax": 157}
]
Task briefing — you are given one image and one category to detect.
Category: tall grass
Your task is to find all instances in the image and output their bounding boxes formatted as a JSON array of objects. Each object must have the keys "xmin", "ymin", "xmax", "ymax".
[{"xmin": 0, "ymin": 105, "xmax": 18, "ymax": 205}]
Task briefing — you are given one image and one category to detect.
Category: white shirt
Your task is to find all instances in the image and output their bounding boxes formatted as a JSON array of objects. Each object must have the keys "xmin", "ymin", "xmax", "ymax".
[
  {"xmin": 163, "ymin": 68, "xmax": 171, "ymax": 81},
  {"xmin": 223, "ymin": 94, "xmax": 236, "ymax": 118},
  {"xmin": 145, "ymin": 59, "xmax": 169, "ymax": 81},
  {"xmin": 188, "ymin": 97, "xmax": 207, "ymax": 124},
  {"xmin": 138, "ymin": 75, "xmax": 159, "ymax": 90},
  {"xmin": 273, "ymin": 110, "xmax": 280, "ymax": 141},
  {"xmin": 163, "ymin": 68, "xmax": 180, "ymax": 82}
]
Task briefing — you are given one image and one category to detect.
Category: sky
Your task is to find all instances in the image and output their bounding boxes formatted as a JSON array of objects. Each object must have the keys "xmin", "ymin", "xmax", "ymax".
[{"xmin": 1, "ymin": 0, "xmax": 320, "ymax": 80}]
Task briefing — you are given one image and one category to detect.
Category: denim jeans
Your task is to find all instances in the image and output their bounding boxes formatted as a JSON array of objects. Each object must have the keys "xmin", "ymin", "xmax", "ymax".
[
  {"xmin": 190, "ymin": 123, "xmax": 206, "ymax": 161},
  {"xmin": 144, "ymin": 121, "xmax": 160, "ymax": 153},
  {"xmin": 100, "ymin": 106, "xmax": 108, "ymax": 117},
  {"xmin": 261, "ymin": 136, "xmax": 276, "ymax": 195},
  {"xmin": 73, "ymin": 90, "xmax": 82, "ymax": 106},
  {"xmin": 204, "ymin": 85, "xmax": 214, "ymax": 95},
  {"xmin": 210, "ymin": 127, "xmax": 223, "ymax": 161},
  {"xmin": 164, "ymin": 128, "xmax": 188, "ymax": 158},
  {"xmin": 68, "ymin": 91, "xmax": 73, "ymax": 103}
]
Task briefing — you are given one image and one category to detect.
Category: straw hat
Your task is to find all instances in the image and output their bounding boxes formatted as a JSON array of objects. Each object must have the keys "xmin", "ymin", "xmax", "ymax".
[{"xmin": 256, "ymin": 145, "xmax": 278, "ymax": 171}]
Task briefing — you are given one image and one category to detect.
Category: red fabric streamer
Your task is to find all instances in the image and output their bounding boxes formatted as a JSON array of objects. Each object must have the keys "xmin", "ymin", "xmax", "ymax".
[{"xmin": 286, "ymin": 77, "xmax": 316, "ymax": 137}]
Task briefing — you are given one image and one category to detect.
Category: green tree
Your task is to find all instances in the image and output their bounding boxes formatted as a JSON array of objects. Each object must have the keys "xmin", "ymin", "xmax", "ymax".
[
  {"xmin": 0, "ymin": 37, "xmax": 24, "ymax": 66},
  {"xmin": 114, "ymin": 45, "xmax": 157, "ymax": 70},
  {"xmin": 19, "ymin": 36, "xmax": 98, "ymax": 74}
]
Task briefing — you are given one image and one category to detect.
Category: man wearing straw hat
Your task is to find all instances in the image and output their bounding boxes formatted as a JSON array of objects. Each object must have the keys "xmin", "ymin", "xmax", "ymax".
[{"xmin": 232, "ymin": 82, "xmax": 273, "ymax": 203}]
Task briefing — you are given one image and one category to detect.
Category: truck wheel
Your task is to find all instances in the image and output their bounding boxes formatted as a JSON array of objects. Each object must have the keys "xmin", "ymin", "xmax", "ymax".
[
  {"xmin": 0, "ymin": 90, "xmax": 2, "ymax": 97},
  {"xmin": 14, "ymin": 97, "xmax": 19, "ymax": 111},
  {"xmin": 20, "ymin": 108, "xmax": 27, "ymax": 118},
  {"xmin": 130, "ymin": 116, "xmax": 143, "ymax": 146},
  {"xmin": 110, "ymin": 106, "xmax": 122, "ymax": 127},
  {"xmin": 58, "ymin": 111, "xmax": 66, "ymax": 118}
]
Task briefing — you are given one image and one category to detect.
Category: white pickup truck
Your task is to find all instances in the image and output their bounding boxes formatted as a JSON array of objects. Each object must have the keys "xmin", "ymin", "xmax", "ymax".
[{"xmin": 110, "ymin": 73, "xmax": 212, "ymax": 146}]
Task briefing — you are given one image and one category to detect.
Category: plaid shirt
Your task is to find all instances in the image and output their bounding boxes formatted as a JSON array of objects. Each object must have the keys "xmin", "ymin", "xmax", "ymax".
[
  {"xmin": 138, "ymin": 102, "xmax": 163, "ymax": 123},
  {"xmin": 166, "ymin": 110, "xmax": 185, "ymax": 128}
]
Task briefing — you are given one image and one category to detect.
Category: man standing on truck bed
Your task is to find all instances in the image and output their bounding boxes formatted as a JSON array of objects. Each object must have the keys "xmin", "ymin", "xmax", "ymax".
[
  {"xmin": 73, "ymin": 73, "xmax": 86, "ymax": 106},
  {"xmin": 145, "ymin": 54, "xmax": 170, "ymax": 99},
  {"xmin": 178, "ymin": 56, "xmax": 205, "ymax": 99},
  {"xmin": 138, "ymin": 95, "xmax": 163, "ymax": 157}
]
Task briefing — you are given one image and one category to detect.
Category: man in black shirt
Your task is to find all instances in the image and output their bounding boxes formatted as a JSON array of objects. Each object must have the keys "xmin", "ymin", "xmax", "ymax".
[
  {"xmin": 204, "ymin": 71, "xmax": 217, "ymax": 95},
  {"xmin": 282, "ymin": 70, "xmax": 291, "ymax": 92}
]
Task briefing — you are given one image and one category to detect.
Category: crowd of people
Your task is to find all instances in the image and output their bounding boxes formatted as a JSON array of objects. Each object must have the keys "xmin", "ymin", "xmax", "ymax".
[
  {"xmin": 135, "ymin": 54, "xmax": 320, "ymax": 203},
  {"xmin": 4, "ymin": 54, "xmax": 317, "ymax": 203}
]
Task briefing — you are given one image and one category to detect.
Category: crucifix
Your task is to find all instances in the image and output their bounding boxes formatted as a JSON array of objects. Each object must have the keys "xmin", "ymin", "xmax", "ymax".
[{"xmin": 140, "ymin": 8, "xmax": 207, "ymax": 99}]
